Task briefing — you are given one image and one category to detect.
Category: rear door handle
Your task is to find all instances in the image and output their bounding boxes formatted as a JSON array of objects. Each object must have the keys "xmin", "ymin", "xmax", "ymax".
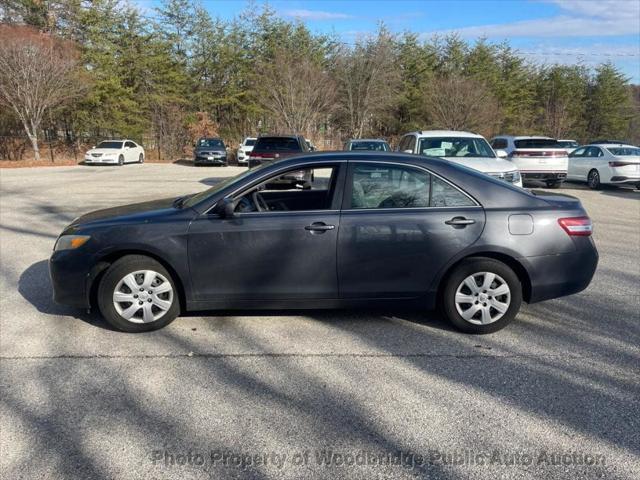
[
  {"xmin": 305, "ymin": 222, "xmax": 335, "ymax": 233},
  {"xmin": 445, "ymin": 217, "xmax": 476, "ymax": 227}
]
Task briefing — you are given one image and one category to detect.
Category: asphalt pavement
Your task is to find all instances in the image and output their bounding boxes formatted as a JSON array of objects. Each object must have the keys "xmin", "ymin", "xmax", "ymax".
[{"xmin": 1, "ymin": 163, "xmax": 639, "ymax": 479}]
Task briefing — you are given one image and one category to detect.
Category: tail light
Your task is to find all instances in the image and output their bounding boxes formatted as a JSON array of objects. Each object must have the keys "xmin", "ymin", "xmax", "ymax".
[
  {"xmin": 558, "ymin": 216, "xmax": 593, "ymax": 236},
  {"xmin": 249, "ymin": 152, "xmax": 277, "ymax": 160},
  {"xmin": 608, "ymin": 161, "xmax": 637, "ymax": 167}
]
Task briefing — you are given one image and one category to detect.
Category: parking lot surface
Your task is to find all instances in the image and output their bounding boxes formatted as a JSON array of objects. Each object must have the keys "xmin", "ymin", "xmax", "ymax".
[{"xmin": 1, "ymin": 163, "xmax": 639, "ymax": 479}]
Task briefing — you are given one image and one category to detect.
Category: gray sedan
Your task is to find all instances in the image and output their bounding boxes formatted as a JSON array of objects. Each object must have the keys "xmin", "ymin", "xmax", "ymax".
[{"xmin": 50, "ymin": 152, "xmax": 598, "ymax": 334}]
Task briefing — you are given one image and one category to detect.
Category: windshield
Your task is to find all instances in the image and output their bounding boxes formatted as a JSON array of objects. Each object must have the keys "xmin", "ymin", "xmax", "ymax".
[
  {"xmin": 197, "ymin": 138, "xmax": 225, "ymax": 148},
  {"xmin": 244, "ymin": 139, "xmax": 256, "ymax": 146},
  {"xmin": 607, "ymin": 147, "xmax": 640, "ymax": 156},
  {"xmin": 97, "ymin": 141, "xmax": 123, "ymax": 149},
  {"xmin": 514, "ymin": 138, "xmax": 560, "ymax": 148},
  {"xmin": 350, "ymin": 141, "xmax": 390, "ymax": 151},
  {"xmin": 183, "ymin": 163, "xmax": 271, "ymax": 208},
  {"xmin": 418, "ymin": 137, "xmax": 495, "ymax": 158},
  {"xmin": 254, "ymin": 137, "xmax": 301, "ymax": 151}
]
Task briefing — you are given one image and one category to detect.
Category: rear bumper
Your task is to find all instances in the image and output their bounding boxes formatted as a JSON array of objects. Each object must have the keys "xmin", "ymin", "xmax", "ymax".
[
  {"xmin": 524, "ymin": 238, "xmax": 598, "ymax": 303},
  {"xmin": 521, "ymin": 171, "xmax": 567, "ymax": 181},
  {"xmin": 608, "ymin": 176, "xmax": 640, "ymax": 184}
]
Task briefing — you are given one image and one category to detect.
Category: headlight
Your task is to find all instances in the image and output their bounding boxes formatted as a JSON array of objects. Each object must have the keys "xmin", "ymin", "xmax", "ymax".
[
  {"xmin": 512, "ymin": 171, "xmax": 521, "ymax": 183},
  {"xmin": 54, "ymin": 235, "xmax": 90, "ymax": 251}
]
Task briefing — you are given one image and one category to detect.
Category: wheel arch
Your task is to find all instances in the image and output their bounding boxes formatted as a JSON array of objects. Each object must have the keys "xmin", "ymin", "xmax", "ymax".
[
  {"xmin": 435, "ymin": 251, "xmax": 532, "ymax": 303},
  {"xmin": 88, "ymin": 249, "xmax": 187, "ymax": 311}
]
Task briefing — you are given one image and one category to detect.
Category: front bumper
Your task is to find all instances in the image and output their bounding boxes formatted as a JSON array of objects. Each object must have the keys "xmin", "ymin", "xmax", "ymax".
[
  {"xmin": 85, "ymin": 157, "xmax": 118, "ymax": 164},
  {"xmin": 194, "ymin": 155, "xmax": 227, "ymax": 165},
  {"xmin": 49, "ymin": 249, "xmax": 97, "ymax": 308}
]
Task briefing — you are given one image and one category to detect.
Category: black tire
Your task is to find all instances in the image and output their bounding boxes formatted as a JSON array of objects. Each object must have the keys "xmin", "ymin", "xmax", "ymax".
[
  {"xmin": 139, "ymin": 153, "xmax": 144, "ymax": 163},
  {"xmin": 440, "ymin": 258, "xmax": 522, "ymax": 334},
  {"xmin": 545, "ymin": 180, "xmax": 562, "ymax": 189},
  {"xmin": 587, "ymin": 169, "xmax": 601, "ymax": 190},
  {"xmin": 635, "ymin": 183, "xmax": 640, "ymax": 190},
  {"xmin": 118, "ymin": 155, "xmax": 124, "ymax": 166},
  {"xmin": 97, "ymin": 255, "xmax": 180, "ymax": 332}
]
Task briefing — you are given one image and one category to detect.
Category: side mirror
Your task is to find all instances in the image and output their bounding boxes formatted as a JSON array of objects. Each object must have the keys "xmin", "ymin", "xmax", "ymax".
[
  {"xmin": 403, "ymin": 149, "xmax": 413, "ymax": 154},
  {"xmin": 216, "ymin": 197, "xmax": 235, "ymax": 218},
  {"xmin": 92, "ymin": 145, "xmax": 96, "ymax": 149},
  {"xmin": 496, "ymin": 149, "xmax": 508, "ymax": 159}
]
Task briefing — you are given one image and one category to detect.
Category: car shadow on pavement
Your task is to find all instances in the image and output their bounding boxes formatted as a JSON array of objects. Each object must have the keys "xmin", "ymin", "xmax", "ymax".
[{"xmin": 18, "ymin": 260, "xmax": 113, "ymax": 329}]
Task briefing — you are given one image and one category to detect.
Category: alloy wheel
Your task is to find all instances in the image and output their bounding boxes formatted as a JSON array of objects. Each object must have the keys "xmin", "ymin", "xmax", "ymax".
[
  {"xmin": 454, "ymin": 272, "xmax": 511, "ymax": 325},
  {"xmin": 112, "ymin": 270, "xmax": 174, "ymax": 323}
]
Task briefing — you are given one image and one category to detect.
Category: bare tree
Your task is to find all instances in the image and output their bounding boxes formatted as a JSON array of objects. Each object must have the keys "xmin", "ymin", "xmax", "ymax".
[
  {"xmin": 334, "ymin": 30, "xmax": 400, "ymax": 139},
  {"xmin": 423, "ymin": 75, "xmax": 501, "ymax": 136},
  {"xmin": 255, "ymin": 49, "xmax": 336, "ymax": 135},
  {"xmin": 0, "ymin": 25, "xmax": 83, "ymax": 160}
]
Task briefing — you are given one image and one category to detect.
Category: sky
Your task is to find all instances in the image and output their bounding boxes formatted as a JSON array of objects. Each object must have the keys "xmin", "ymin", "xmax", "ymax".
[{"xmin": 142, "ymin": 0, "xmax": 640, "ymax": 82}]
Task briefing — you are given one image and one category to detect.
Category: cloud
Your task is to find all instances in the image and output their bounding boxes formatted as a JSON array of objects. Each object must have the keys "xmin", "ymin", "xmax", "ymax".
[
  {"xmin": 426, "ymin": 0, "xmax": 640, "ymax": 38},
  {"xmin": 282, "ymin": 9, "xmax": 352, "ymax": 21}
]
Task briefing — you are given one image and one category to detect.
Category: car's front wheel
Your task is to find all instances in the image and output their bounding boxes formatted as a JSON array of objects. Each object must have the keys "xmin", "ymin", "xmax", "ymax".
[
  {"xmin": 97, "ymin": 255, "xmax": 180, "ymax": 332},
  {"xmin": 441, "ymin": 258, "xmax": 522, "ymax": 334},
  {"xmin": 139, "ymin": 153, "xmax": 144, "ymax": 163},
  {"xmin": 118, "ymin": 155, "xmax": 124, "ymax": 166}
]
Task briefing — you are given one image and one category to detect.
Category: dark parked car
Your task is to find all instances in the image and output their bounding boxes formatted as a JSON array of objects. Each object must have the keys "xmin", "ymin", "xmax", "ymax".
[
  {"xmin": 194, "ymin": 137, "xmax": 227, "ymax": 166},
  {"xmin": 248, "ymin": 135, "xmax": 311, "ymax": 187},
  {"xmin": 50, "ymin": 152, "xmax": 598, "ymax": 334}
]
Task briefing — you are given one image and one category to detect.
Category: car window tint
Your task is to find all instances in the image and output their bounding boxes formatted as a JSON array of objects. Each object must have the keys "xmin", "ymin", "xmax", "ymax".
[
  {"xmin": 351, "ymin": 164, "xmax": 430, "ymax": 209},
  {"xmin": 430, "ymin": 176, "xmax": 475, "ymax": 207},
  {"xmin": 608, "ymin": 147, "xmax": 640, "ymax": 156},
  {"xmin": 255, "ymin": 137, "xmax": 301, "ymax": 151},
  {"xmin": 491, "ymin": 138, "xmax": 507, "ymax": 149},
  {"xmin": 234, "ymin": 166, "xmax": 337, "ymax": 213},
  {"xmin": 570, "ymin": 147, "xmax": 586, "ymax": 157},
  {"xmin": 514, "ymin": 138, "xmax": 560, "ymax": 148}
]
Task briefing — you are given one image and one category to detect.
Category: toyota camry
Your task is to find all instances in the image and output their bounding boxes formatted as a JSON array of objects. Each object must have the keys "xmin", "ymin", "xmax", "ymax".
[{"xmin": 50, "ymin": 152, "xmax": 598, "ymax": 334}]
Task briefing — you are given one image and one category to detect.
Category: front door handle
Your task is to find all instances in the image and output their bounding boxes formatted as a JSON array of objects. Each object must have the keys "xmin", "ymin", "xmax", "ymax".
[
  {"xmin": 305, "ymin": 222, "xmax": 335, "ymax": 233},
  {"xmin": 445, "ymin": 217, "xmax": 476, "ymax": 227}
]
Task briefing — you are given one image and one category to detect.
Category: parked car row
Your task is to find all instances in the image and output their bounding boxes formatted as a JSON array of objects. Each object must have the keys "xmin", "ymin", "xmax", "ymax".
[{"xmin": 82, "ymin": 135, "xmax": 639, "ymax": 191}]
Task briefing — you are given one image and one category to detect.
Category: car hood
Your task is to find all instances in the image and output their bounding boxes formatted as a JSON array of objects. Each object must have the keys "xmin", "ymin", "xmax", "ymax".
[
  {"xmin": 443, "ymin": 156, "xmax": 517, "ymax": 173},
  {"xmin": 72, "ymin": 197, "xmax": 184, "ymax": 226},
  {"xmin": 86, "ymin": 148, "xmax": 122, "ymax": 155}
]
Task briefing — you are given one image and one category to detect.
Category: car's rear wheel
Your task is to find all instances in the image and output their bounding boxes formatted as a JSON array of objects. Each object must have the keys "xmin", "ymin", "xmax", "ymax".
[
  {"xmin": 118, "ymin": 155, "xmax": 124, "ymax": 166},
  {"xmin": 441, "ymin": 258, "xmax": 522, "ymax": 334},
  {"xmin": 545, "ymin": 180, "xmax": 562, "ymax": 188},
  {"xmin": 97, "ymin": 255, "xmax": 179, "ymax": 332},
  {"xmin": 587, "ymin": 169, "xmax": 601, "ymax": 189}
]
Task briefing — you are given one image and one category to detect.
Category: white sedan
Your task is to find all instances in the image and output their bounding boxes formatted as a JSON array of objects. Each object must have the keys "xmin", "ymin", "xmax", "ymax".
[
  {"xmin": 567, "ymin": 143, "xmax": 640, "ymax": 189},
  {"xmin": 84, "ymin": 140, "xmax": 145, "ymax": 166}
]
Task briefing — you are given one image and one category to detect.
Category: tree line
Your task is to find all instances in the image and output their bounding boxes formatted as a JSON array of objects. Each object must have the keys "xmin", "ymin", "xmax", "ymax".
[{"xmin": 1, "ymin": 0, "xmax": 638, "ymax": 161}]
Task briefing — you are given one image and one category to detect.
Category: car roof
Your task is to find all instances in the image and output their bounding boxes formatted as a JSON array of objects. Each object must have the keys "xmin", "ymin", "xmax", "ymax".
[
  {"xmin": 494, "ymin": 135, "xmax": 554, "ymax": 140},
  {"xmin": 590, "ymin": 143, "xmax": 637, "ymax": 149},
  {"xmin": 408, "ymin": 130, "xmax": 483, "ymax": 138},
  {"xmin": 349, "ymin": 138, "xmax": 388, "ymax": 142},
  {"xmin": 192, "ymin": 151, "xmax": 544, "ymax": 213},
  {"xmin": 558, "ymin": 139, "xmax": 577, "ymax": 142},
  {"xmin": 257, "ymin": 134, "xmax": 302, "ymax": 139}
]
